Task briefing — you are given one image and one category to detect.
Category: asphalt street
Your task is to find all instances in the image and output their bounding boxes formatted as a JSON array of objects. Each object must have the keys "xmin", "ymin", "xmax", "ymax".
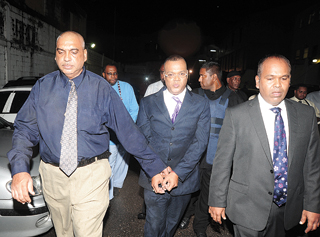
[
  {"xmin": 38, "ymin": 157, "xmax": 315, "ymax": 237},
  {"xmin": 37, "ymin": 157, "xmax": 233, "ymax": 237}
]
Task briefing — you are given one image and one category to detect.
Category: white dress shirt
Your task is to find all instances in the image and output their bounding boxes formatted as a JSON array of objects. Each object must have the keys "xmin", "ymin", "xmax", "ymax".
[
  {"xmin": 163, "ymin": 88, "xmax": 186, "ymax": 121},
  {"xmin": 258, "ymin": 94, "xmax": 289, "ymax": 157}
]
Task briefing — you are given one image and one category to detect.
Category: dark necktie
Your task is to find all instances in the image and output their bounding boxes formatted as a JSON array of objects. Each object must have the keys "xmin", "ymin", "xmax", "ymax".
[
  {"xmin": 172, "ymin": 96, "xmax": 182, "ymax": 123},
  {"xmin": 60, "ymin": 80, "xmax": 78, "ymax": 176},
  {"xmin": 270, "ymin": 107, "xmax": 288, "ymax": 206}
]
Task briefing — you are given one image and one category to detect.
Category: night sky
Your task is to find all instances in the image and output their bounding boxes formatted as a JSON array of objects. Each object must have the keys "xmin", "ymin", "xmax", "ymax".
[{"xmin": 77, "ymin": 0, "xmax": 317, "ymax": 58}]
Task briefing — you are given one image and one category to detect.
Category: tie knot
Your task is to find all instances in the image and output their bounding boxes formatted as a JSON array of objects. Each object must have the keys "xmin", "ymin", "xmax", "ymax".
[
  {"xmin": 172, "ymin": 96, "xmax": 181, "ymax": 104},
  {"xmin": 69, "ymin": 79, "xmax": 75, "ymax": 86},
  {"xmin": 270, "ymin": 107, "xmax": 281, "ymax": 114}
]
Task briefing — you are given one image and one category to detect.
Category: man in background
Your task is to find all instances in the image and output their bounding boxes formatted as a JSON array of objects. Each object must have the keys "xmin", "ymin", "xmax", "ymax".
[
  {"xmin": 226, "ymin": 71, "xmax": 247, "ymax": 102},
  {"xmin": 144, "ymin": 64, "xmax": 165, "ymax": 97},
  {"xmin": 190, "ymin": 62, "xmax": 244, "ymax": 237},
  {"xmin": 290, "ymin": 84, "xmax": 320, "ymax": 122},
  {"xmin": 102, "ymin": 64, "xmax": 139, "ymax": 199}
]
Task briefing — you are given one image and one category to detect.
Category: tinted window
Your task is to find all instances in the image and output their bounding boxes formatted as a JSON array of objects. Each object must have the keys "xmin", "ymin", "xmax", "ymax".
[
  {"xmin": 0, "ymin": 91, "xmax": 11, "ymax": 112},
  {"xmin": 10, "ymin": 91, "xmax": 30, "ymax": 113}
]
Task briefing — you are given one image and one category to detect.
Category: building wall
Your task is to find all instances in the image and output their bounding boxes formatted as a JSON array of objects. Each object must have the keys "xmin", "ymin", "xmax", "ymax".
[{"xmin": 0, "ymin": 1, "xmax": 59, "ymax": 87}]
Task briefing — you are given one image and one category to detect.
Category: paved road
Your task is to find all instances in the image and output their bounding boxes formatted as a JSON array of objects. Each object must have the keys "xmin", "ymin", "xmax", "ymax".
[
  {"xmin": 38, "ymin": 157, "xmax": 233, "ymax": 237},
  {"xmin": 38, "ymin": 157, "xmax": 315, "ymax": 237}
]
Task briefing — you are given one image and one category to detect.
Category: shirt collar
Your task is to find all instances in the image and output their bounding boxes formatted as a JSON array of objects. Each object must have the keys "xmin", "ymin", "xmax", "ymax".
[
  {"xmin": 258, "ymin": 93, "xmax": 286, "ymax": 111},
  {"xmin": 60, "ymin": 66, "xmax": 86, "ymax": 88},
  {"xmin": 164, "ymin": 87, "xmax": 187, "ymax": 103}
]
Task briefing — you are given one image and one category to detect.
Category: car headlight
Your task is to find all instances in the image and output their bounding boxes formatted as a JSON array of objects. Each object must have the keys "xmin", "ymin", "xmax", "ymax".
[{"xmin": 6, "ymin": 175, "xmax": 43, "ymax": 196}]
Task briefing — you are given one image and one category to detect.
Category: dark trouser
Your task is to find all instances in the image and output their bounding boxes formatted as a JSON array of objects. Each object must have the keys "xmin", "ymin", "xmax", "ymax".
[
  {"xmin": 182, "ymin": 190, "xmax": 200, "ymax": 218},
  {"xmin": 193, "ymin": 167, "xmax": 211, "ymax": 234},
  {"xmin": 144, "ymin": 189, "xmax": 191, "ymax": 237},
  {"xmin": 234, "ymin": 202, "xmax": 286, "ymax": 237}
]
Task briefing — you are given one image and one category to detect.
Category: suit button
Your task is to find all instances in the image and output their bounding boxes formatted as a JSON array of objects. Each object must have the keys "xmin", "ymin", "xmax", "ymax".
[
  {"xmin": 170, "ymin": 142, "xmax": 173, "ymax": 146},
  {"xmin": 270, "ymin": 170, "xmax": 274, "ymax": 174},
  {"xmin": 171, "ymin": 127, "xmax": 175, "ymax": 130},
  {"xmin": 168, "ymin": 158, "xmax": 171, "ymax": 161},
  {"xmin": 268, "ymin": 191, "xmax": 272, "ymax": 195}
]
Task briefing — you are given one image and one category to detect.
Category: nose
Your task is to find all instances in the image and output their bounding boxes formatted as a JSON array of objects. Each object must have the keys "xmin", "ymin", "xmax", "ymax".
[
  {"xmin": 64, "ymin": 51, "xmax": 71, "ymax": 61},
  {"xmin": 274, "ymin": 78, "xmax": 281, "ymax": 88},
  {"xmin": 198, "ymin": 75, "xmax": 202, "ymax": 82}
]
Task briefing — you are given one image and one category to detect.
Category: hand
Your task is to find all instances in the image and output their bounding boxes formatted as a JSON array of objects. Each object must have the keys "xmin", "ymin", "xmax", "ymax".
[
  {"xmin": 209, "ymin": 206, "xmax": 226, "ymax": 224},
  {"xmin": 162, "ymin": 171, "xmax": 178, "ymax": 191},
  {"xmin": 11, "ymin": 172, "xmax": 35, "ymax": 204},
  {"xmin": 160, "ymin": 166, "xmax": 172, "ymax": 177},
  {"xmin": 299, "ymin": 210, "xmax": 320, "ymax": 233},
  {"xmin": 151, "ymin": 173, "xmax": 166, "ymax": 194}
]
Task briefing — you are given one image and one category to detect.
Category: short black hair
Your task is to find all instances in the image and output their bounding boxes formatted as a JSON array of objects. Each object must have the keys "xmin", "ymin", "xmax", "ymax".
[{"xmin": 201, "ymin": 62, "xmax": 222, "ymax": 80}]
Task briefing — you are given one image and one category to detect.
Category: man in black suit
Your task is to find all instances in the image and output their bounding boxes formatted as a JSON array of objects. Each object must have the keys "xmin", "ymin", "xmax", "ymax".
[{"xmin": 209, "ymin": 55, "xmax": 320, "ymax": 236}]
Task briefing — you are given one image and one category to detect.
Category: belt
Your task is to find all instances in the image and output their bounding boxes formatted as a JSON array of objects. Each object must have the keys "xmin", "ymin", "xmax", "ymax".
[{"xmin": 47, "ymin": 150, "xmax": 111, "ymax": 168}]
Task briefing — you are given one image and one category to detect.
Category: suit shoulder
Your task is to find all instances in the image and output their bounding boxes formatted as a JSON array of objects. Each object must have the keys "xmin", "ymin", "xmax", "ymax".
[
  {"xmin": 286, "ymin": 98, "xmax": 314, "ymax": 112},
  {"xmin": 190, "ymin": 91, "xmax": 207, "ymax": 102}
]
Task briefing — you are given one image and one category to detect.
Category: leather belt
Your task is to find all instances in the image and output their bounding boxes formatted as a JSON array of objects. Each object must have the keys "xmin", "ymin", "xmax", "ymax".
[{"xmin": 47, "ymin": 150, "xmax": 111, "ymax": 168}]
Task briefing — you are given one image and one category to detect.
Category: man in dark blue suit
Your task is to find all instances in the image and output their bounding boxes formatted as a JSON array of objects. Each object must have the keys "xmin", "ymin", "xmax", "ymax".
[{"xmin": 137, "ymin": 55, "xmax": 210, "ymax": 237}]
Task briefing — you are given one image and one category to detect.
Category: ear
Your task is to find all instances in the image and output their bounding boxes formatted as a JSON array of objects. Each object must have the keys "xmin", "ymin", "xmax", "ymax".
[
  {"xmin": 212, "ymin": 74, "xmax": 218, "ymax": 82},
  {"xmin": 226, "ymin": 77, "xmax": 230, "ymax": 84},
  {"xmin": 255, "ymin": 75, "xmax": 260, "ymax": 89},
  {"xmin": 84, "ymin": 49, "xmax": 88, "ymax": 62}
]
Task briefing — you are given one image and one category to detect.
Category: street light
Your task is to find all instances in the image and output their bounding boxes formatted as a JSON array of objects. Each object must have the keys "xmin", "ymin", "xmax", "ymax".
[
  {"xmin": 86, "ymin": 43, "xmax": 96, "ymax": 49},
  {"xmin": 188, "ymin": 69, "xmax": 193, "ymax": 80}
]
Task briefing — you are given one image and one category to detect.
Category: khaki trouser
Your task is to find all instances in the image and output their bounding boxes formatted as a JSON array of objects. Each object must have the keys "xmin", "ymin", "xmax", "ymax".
[{"xmin": 39, "ymin": 159, "xmax": 111, "ymax": 237}]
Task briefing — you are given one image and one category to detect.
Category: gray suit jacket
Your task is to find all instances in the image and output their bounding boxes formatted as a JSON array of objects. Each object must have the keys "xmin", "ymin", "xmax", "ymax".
[
  {"xmin": 137, "ymin": 88, "xmax": 210, "ymax": 196},
  {"xmin": 208, "ymin": 97, "xmax": 320, "ymax": 231}
]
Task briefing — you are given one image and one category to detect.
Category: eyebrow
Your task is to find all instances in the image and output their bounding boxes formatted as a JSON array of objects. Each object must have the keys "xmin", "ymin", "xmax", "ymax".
[
  {"xmin": 56, "ymin": 48, "xmax": 79, "ymax": 51},
  {"xmin": 264, "ymin": 74, "xmax": 290, "ymax": 77}
]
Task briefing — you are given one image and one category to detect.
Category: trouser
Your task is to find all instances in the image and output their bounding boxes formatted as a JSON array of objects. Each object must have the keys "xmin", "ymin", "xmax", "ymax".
[
  {"xmin": 233, "ymin": 202, "xmax": 286, "ymax": 237},
  {"xmin": 144, "ymin": 189, "xmax": 191, "ymax": 237},
  {"xmin": 182, "ymin": 190, "xmax": 200, "ymax": 218},
  {"xmin": 193, "ymin": 167, "xmax": 211, "ymax": 233},
  {"xmin": 109, "ymin": 144, "xmax": 130, "ymax": 199},
  {"xmin": 39, "ymin": 159, "xmax": 111, "ymax": 237}
]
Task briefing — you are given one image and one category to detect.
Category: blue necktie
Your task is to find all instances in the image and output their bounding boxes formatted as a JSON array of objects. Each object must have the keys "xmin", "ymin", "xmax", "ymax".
[{"xmin": 270, "ymin": 107, "xmax": 288, "ymax": 206}]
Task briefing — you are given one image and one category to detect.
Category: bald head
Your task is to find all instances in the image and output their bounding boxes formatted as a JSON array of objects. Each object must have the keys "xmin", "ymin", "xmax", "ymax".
[
  {"xmin": 56, "ymin": 31, "xmax": 85, "ymax": 49},
  {"xmin": 55, "ymin": 31, "xmax": 87, "ymax": 79}
]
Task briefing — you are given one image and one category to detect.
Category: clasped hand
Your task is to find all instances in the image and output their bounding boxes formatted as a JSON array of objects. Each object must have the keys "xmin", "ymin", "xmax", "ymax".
[{"xmin": 151, "ymin": 166, "xmax": 178, "ymax": 194}]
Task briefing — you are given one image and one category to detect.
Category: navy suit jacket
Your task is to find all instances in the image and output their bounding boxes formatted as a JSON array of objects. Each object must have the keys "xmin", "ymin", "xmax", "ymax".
[{"xmin": 137, "ymin": 88, "xmax": 210, "ymax": 196}]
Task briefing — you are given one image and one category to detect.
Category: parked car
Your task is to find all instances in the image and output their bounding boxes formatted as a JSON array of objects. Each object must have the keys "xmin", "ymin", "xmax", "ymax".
[
  {"xmin": 0, "ymin": 86, "xmax": 33, "ymax": 123},
  {"xmin": 0, "ymin": 79, "xmax": 53, "ymax": 236},
  {"xmin": 0, "ymin": 116, "xmax": 52, "ymax": 237},
  {"xmin": 3, "ymin": 76, "xmax": 40, "ymax": 88}
]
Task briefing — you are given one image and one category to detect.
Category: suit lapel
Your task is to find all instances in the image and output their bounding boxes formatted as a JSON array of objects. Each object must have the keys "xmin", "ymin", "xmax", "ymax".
[
  {"xmin": 285, "ymin": 99, "xmax": 298, "ymax": 168},
  {"xmin": 248, "ymin": 98, "xmax": 273, "ymax": 166},
  {"xmin": 173, "ymin": 89, "xmax": 193, "ymax": 124},
  {"xmin": 154, "ymin": 89, "xmax": 172, "ymax": 124}
]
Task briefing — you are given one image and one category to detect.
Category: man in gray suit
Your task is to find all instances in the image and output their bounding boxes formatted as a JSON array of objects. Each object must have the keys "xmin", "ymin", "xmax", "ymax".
[
  {"xmin": 137, "ymin": 55, "xmax": 210, "ymax": 236},
  {"xmin": 208, "ymin": 54, "xmax": 320, "ymax": 237}
]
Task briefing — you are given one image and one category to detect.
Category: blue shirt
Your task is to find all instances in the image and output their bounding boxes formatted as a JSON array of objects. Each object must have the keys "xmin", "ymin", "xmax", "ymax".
[
  {"xmin": 110, "ymin": 80, "xmax": 139, "ymax": 145},
  {"xmin": 7, "ymin": 68, "xmax": 166, "ymax": 177}
]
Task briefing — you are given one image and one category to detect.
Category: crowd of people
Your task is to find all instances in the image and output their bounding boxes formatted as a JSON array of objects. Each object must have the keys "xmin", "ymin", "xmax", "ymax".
[{"xmin": 7, "ymin": 31, "xmax": 320, "ymax": 237}]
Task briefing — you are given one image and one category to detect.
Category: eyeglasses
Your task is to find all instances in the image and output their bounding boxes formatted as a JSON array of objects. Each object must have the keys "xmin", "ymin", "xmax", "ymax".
[
  {"xmin": 165, "ymin": 72, "xmax": 188, "ymax": 79},
  {"xmin": 105, "ymin": 72, "xmax": 118, "ymax": 76}
]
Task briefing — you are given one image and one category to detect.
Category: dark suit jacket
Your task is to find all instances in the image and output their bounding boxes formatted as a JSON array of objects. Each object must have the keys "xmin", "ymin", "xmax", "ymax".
[
  {"xmin": 137, "ymin": 88, "xmax": 210, "ymax": 196},
  {"xmin": 208, "ymin": 97, "xmax": 320, "ymax": 231}
]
